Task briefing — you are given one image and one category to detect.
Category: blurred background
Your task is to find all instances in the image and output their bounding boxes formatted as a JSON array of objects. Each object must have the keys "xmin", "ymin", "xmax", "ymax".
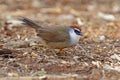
[
  {"xmin": 0, "ymin": 0, "xmax": 120, "ymax": 79},
  {"xmin": 0, "ymin": 0, "xmax": 120, "ymax": 40}
]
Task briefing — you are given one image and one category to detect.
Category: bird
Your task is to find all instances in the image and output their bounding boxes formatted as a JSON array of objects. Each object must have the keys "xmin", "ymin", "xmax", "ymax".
[{"xmin": 19, "ymin": 17, "xmax": 83, "ymax": 50}]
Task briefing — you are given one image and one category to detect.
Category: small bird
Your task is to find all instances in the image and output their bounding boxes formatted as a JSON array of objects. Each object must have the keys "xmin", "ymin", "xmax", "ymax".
[{"xmin": 19, "ymin": 17, "xmax": 83, "ymax": 49}]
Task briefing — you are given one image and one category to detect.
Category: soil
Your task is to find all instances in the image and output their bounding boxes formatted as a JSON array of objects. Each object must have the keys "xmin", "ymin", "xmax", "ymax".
[{"xmin": 0, "ymin": 0, "xmax": 120, "ymax": 80}]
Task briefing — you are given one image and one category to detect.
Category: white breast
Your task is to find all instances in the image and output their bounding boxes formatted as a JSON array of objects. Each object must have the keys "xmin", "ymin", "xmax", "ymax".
[{"xmin": 68, "ymin": 28, "xmax": 81, "ymax": 45}]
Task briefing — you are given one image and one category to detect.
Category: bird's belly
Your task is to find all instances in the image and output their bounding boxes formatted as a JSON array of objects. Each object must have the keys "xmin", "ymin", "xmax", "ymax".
[{"xmin": 47, "ymin": 41, "xmax": 72, "ymax": 49}]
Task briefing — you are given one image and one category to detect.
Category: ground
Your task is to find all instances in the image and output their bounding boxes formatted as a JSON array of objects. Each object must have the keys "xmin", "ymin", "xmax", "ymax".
[{"xmin": 0, "ymin": 0, "xmax": 120, "ymax": 80}]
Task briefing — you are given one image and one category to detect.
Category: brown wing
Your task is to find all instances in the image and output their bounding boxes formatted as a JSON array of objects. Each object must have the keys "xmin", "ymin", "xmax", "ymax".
[
  {"xmin": 37, "ymin": 26, "xmax": 70, "ymax": 42},
  {"xmin": 19, "ymin": 17, "xmax": 70, "ymax": 42}
]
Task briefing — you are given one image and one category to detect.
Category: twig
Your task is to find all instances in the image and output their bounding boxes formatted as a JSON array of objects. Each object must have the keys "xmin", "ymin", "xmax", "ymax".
[{"xmin": 75, "ymin": 44, "xmax": 94, "ymax": 60}]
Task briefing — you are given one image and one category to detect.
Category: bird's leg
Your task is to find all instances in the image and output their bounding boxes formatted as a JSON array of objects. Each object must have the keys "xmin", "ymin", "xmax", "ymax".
[
  {"xmin": 50, "ymin": 49, "xmax": 64, "ymax": 57},
  {"xmin": 49, "ymin": 49, "xmax": 58, "ymax": 57},
  {"xmin": 54, "ymin": 49, "xmax": 67, "ymax": 58}
]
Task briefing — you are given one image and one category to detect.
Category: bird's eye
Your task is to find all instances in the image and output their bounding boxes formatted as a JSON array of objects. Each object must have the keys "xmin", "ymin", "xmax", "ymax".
[{"xmin": 74, "ymin": 28, "xmax": 82, "ymax": 36}]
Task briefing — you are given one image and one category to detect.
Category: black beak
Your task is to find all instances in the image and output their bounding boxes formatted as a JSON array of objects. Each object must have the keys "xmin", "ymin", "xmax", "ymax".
[{"xmin": 74, "ymin": 29, "xmax": 83, "ymax": 36}]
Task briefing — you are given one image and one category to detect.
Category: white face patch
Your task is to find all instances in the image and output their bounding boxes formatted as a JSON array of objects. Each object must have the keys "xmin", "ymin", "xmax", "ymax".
[{"xmin": 68, "ymin": 28, "xmax": 81, "ymax": 45}]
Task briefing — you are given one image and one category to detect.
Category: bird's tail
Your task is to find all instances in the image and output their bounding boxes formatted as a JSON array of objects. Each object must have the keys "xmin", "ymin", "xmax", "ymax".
[{"xmin": 18, "ymin": 16, "xmax": 41, "ymax": 29}]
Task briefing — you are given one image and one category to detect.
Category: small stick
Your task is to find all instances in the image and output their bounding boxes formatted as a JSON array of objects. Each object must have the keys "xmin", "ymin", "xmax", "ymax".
[{"xmin": 75, "ymin": 44, "xmax": 94, "ymax": 60}]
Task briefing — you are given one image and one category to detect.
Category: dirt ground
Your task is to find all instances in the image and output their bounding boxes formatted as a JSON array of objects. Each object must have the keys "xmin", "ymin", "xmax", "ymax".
[{"xmin": 0, "ymin": 0, "xmax": 120, "ymax": 80}]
